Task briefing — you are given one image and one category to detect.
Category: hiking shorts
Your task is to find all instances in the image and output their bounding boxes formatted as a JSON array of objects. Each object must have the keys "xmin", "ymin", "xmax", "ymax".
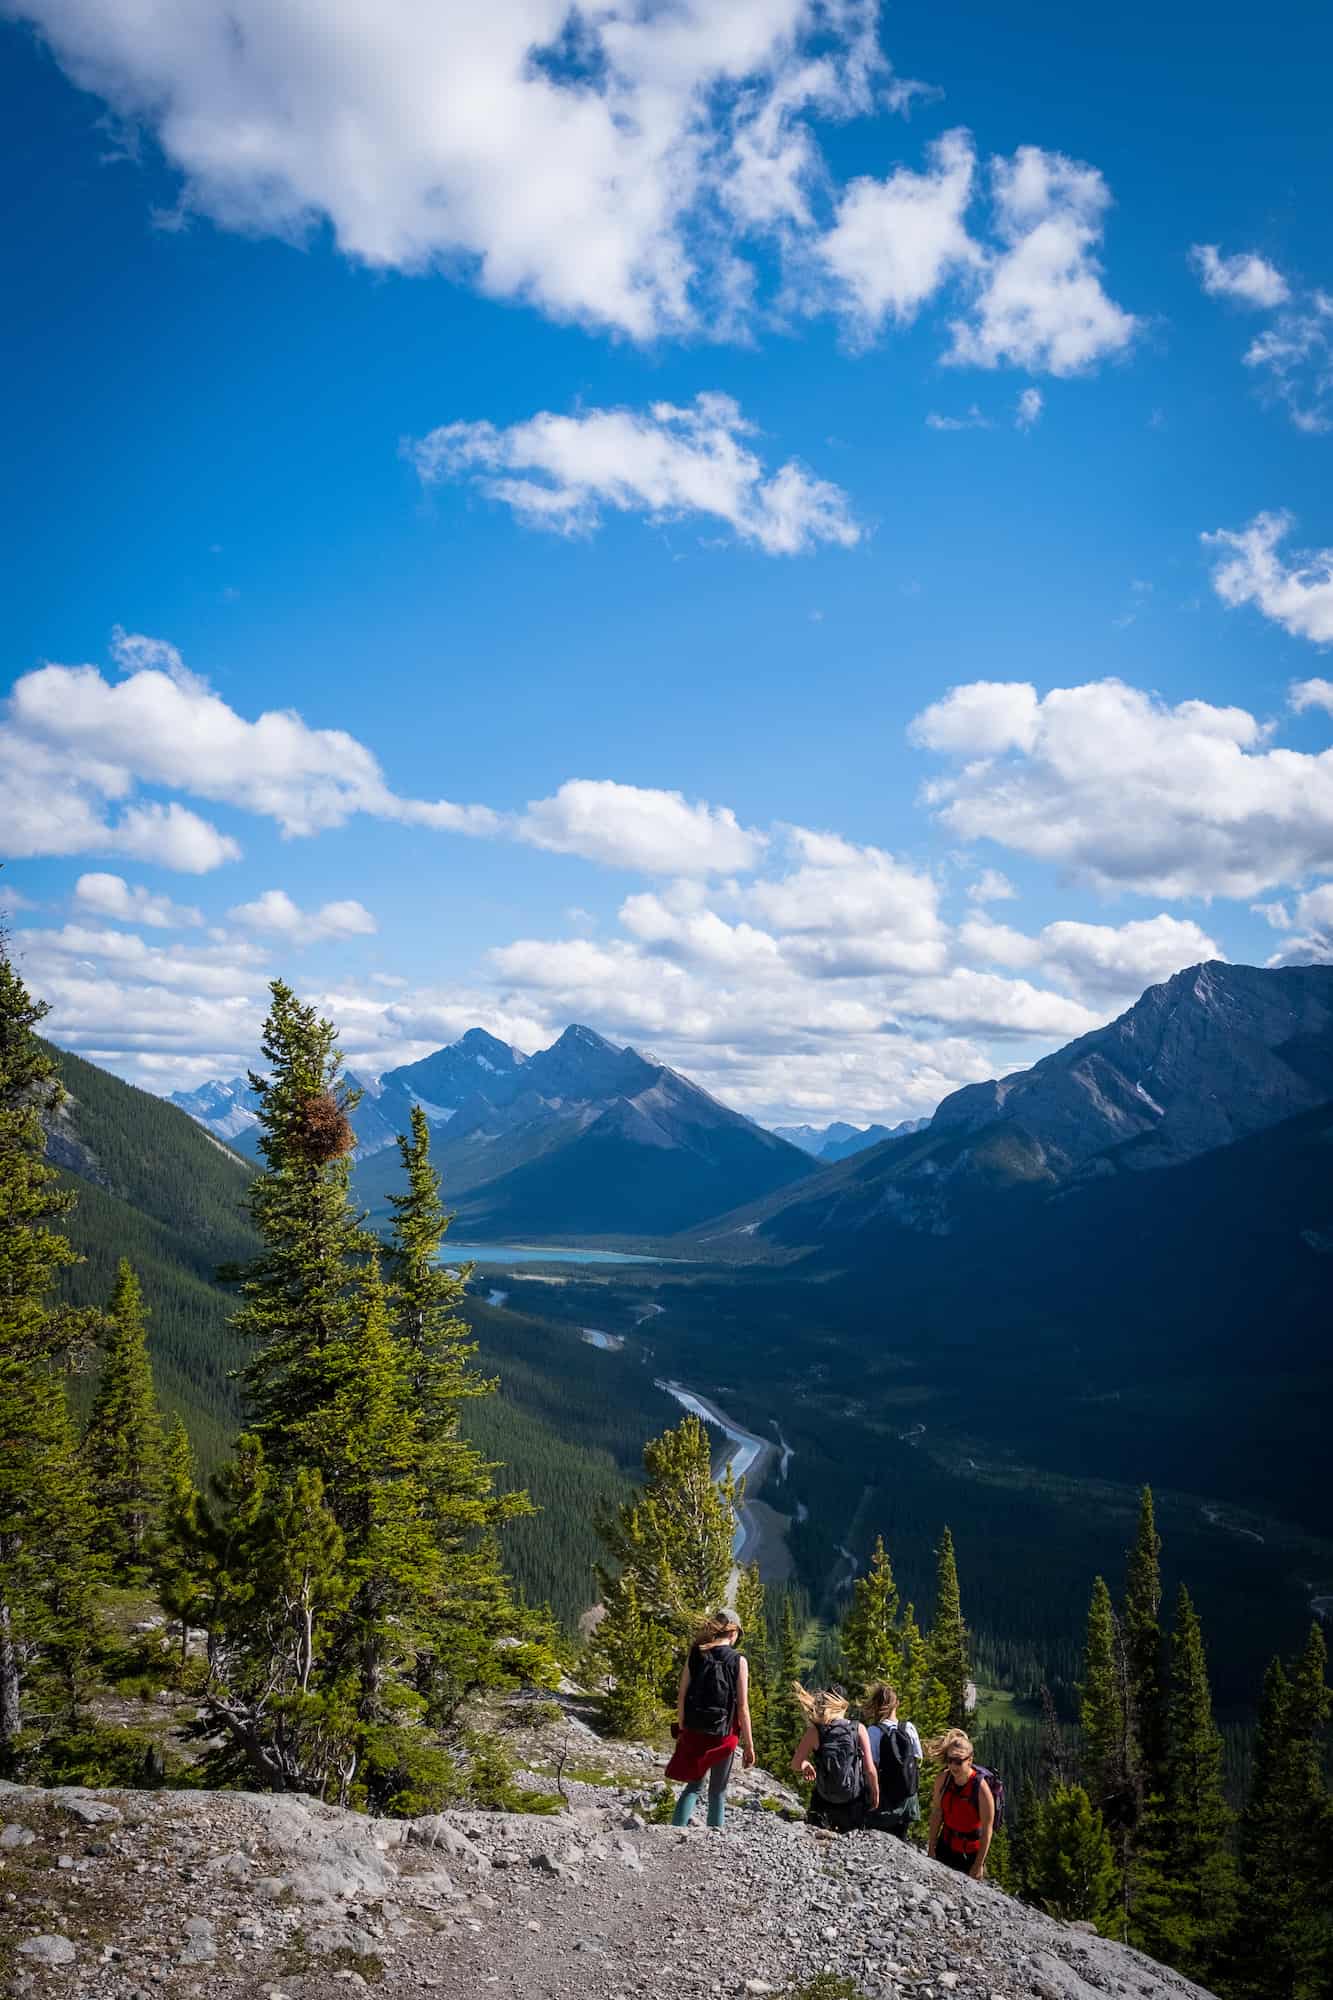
[
  {"xmin": 806, "ymin": 1795, "xmax": 868, "ymax": 1834},
  {"xmin": 935, "ymin": 1840, "xmax": 976, "ymax": 1873}
]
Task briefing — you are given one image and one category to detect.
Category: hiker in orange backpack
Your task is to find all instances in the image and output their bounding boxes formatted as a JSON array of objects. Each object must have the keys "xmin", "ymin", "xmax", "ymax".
[{"xmin": 926, "ymin": 1727, "xmax": 994, "ymax": 1879}]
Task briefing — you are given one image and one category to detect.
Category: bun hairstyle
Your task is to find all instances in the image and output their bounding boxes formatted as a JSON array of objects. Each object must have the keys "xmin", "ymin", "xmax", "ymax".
[
  {"xmin": 694, "ymin": 1607, "xmax": 742, "ymax": 1646},
  {"xmin": 793, "ymin": 1685, "xmax": 850, "ymax": 1727}
]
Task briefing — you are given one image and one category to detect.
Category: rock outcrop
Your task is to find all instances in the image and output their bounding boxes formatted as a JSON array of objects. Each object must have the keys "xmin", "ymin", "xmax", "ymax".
[{"xmin": 0, "ymin": 1781, "xmax": 1216, "ymax": 2000}]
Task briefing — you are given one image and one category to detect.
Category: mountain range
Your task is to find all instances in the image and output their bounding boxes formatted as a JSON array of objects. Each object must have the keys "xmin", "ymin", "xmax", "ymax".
[
  {"xmin": 710, "ymin": 961, "xmax": 1333, "ymax": 1250},
  {"xmin": 174, "ymin": 1023, "xmax": 816, "ymax": 1237},
  {"xmin": 771, "ymin": 1116, "xmax": 930, "ymax": 1162}
]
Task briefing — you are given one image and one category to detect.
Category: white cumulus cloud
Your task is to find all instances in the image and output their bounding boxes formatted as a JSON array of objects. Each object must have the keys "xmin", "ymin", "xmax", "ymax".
[
  {"xmin": 947, "ymin": 147, "xmax": 1138, "ymax": 375},
  {"xmin": 5, "ymin": 0, "xmax": 915, "ymax": 342},
  {"xmin": 1015, "ymin": 386, "xmax": 1044, "ymax": 428},
  {"xmin": 913, "ymin": 676, "xmax": 1333, "ymax": 898},
  {"xmin": 818, "ymin": 128, "xmax": 978, "ymax": 339},
  {"xmin": 958, "ymin": 912, "xmax": 1222, "ymax": 997},
  {"xmin": 229, "ymin": 890, "xmax": 378, "ymax": 945},
  {"xmin": 519, "ymin": 779, "xmax": 765, "ymax": 875},
  {"xmin": 1205, "ymin": 511, "xmax": 1333, "ymax": 644},
  {"xmin": 2, "ymin": 631, "xmax": 499, "ymax": 866},
  {"xmin": 73, "ymin": 873, "xmax": 202, "ymax": 929},
  {"xmin": 1189, "ymin": 244, "xmax": 1290, "ymax": 309},
  {"xmin": 1292, "ymin": 678, "xmax": 1333, "ymax": 717},
  {"xmin": 409, "ymin": 394, "xmax": 861, "ymax": 555}
]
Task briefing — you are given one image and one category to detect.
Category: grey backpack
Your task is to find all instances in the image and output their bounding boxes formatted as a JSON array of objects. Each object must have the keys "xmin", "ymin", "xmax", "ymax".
[{"xmin": 814, "ymin": 1718, "xmax": 864, "ymax": 1805}]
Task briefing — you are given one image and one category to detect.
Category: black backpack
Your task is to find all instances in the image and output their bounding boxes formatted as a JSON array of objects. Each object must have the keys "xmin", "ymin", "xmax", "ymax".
[
  {"xmin": 683, "ymin": 1645, "xmax": 739, "ymax": 1736},
  {"xmin": 814, "ymin": 1718, "xmax": 865, "ymax": 1805},
  {"xmin": 874, "ymin": 1722, "xmax": 920, "ymax": 1811}
]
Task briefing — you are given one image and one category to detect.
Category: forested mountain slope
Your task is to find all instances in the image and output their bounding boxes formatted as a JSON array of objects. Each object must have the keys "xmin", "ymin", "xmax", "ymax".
[
  {"xmin": 44, "ymin": 1042, "xmax": 641, "ymax": 1626},
  {"xmin": 46, "ymin": 1043, "xmax": 258, "ymax": 1464}
]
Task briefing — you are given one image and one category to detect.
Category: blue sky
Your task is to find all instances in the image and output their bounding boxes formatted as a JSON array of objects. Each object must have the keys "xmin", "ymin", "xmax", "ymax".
[{"xmin": 2, "ymin": 0, "xmax": 1332, "ymax": 1125}]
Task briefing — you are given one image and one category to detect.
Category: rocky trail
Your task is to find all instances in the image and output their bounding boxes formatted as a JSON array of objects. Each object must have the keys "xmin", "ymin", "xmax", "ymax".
[{"xmin": 2, "ymin": 1773, "xmax": 1217, "ymax": 2000}]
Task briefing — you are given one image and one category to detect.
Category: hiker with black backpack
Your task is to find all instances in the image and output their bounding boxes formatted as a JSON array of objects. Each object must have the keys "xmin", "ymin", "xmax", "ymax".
[
  {"xmin": 862, "ymin": 1682, "xmax": 922, "ymax": 1838},
  {"xmin": 666, "ymin": 1609, "xmax": 755, "ymax": 1829},
  {"xmin": 791, "ymin": 1684, "xmax": 879, "ymax": 1833},
  {"xmin": 926, "ymin": 1728, "xmax": 997, "ymax": 1880}
]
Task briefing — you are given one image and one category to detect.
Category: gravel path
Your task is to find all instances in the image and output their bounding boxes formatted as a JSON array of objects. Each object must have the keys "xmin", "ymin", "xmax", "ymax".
[{"xmin": 0, "ymin": 1781, "xmax": 1217, "ymax": 2000}]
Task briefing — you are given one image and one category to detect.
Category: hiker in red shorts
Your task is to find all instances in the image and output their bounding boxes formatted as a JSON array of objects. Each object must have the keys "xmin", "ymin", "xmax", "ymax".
[{"xmin": 666, "ymin": 1609, "xmax": 755, "ymax": 1830}]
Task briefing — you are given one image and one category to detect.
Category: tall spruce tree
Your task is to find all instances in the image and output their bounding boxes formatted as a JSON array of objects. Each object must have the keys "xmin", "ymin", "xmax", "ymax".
[
  {"xmin": 927, "ymin": 1527, "xmax": 971, "ymax": 1729},
  {"xmin": 1124, "ymin": 1487, "xmax": 1166, "ymax": 1786},
  {"xmin": 840, "ymin": 1535, "xmax": 901, "ymax": 1691},
  {"xmin": 1079, "ymin": 1575, "xmax": 1136, "ymax": 1822},
  {"xmin": 1027, "ymin": 1784, "xmax": 1122, "ymax": 1932},
  {"xmin": 735, "ymin": 1562, "xmax": 772, "ymax": 1767},
  {"xmin": 299, "ymin": 1258, "xmax": 443, "ymax": 1720},
  {"xmin": 1133, "ymin": 1585, "xmax": 1238, "ymax": 1985},
  {"xmin": 384, "ymin": 1106, "xmax": 534, "ymax": 1714},
  {"xmin": 229, "ymin": 980, "xmax": 374, "ymax": 1454},
  {"xmin": 85, "ymin": 1259, "xmax": 166, "ymax": 1581},
  {"xmin": 770, "ymin": 1594, "xmax": 807, "ymax": 1766},
  {"xmin": 594, "ymin": 1413, "xmax": 738, "ymax": 1734},
  {"xmin": 215, "ymin": 983, "xmax": 551, "ymax": 1792},
  {"xmin": 155, "ymin": 1417, "xmax": 203, "ymax": 1670},
  {"xmin": 0, "ymin": 939, "xmax": 100, "ymax": 1760},
  {"xmin": 1242, "ymin": 1624, "xmax": 1333, "ymax": 1998}
]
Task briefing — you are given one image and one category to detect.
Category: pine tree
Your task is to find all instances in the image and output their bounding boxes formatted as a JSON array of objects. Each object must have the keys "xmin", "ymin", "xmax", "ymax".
[
  {"xmin": 215, "ymin": 982, "xmax": 553, "ymax": 1791},
  {"xmin": 596, "ymin": 1413, "xmax": 738, "ymax": 1635},
  {"xmin": 1133, "ymin": 1585, "xmax": 1238, "ymax": 1984},
  {"xmin": 183, "ymin": 1437, "xmax": 357, "ymax": 1793},
  {"xmin": 1027, "ymin": 1784, "xmax": 1122, "ymax": 1931},
  {"xmin": 769, "ymin": 1594, "xmax": 807, "ymax": 1765},
  {"xmin": 594, "ymin": 1573, "xmax": 677, "ymax": 1739},
  {"xmin": 898, "ymin": 1598, "xmax": 948, "ymax": 1743},
  {"xmin": 1240, "ymin": 1625, "xmax": 1333, "ymax": 1998},
  {"xmin": 384, "ymin": 1107, "xmax": 536, "ymax": 1716},
  {"xmin": 1011, "ymin": 1777, "xmax": 1044, "ymax": 1899},
  {"xmin": 735, "ymin": 1562, "xmax": 771, "ymax": 1767},
  {"xmin": 229, "ymin": 980, "xmax": 375, "ymax": 1456},
  {"xmin": 1079, "ymin": 1576, "xmax": 1135, "ymax": 1821},
  {"xmin": 594, "ymin": 1413, "xmax": 738, "ymax": 1735},
  {"xmin": 926, "ymin": 1527, "xmax": 971, "ymax": 1729},
  {"xmin": 1124, "ymin": 1487, "xmax": 1166, "ymax": 1786},
  {"xmin": 85, "ymin": 1259, "xmax": 166, "ymax": 1580},
  {"xmin": 299, "ymin": 1259, "xmax": 442, "ymax": 1720},
  {"xmin": 840, "ymin": 1535, "xmax": 901, "ymax": 1691},
  {"xmin": 0, "ymin": 937, "xmax": 100, "ymax": 1760},
  {"xmin": 155, "ymin": 1418, "xmax": 203, "ymax": 1670}
]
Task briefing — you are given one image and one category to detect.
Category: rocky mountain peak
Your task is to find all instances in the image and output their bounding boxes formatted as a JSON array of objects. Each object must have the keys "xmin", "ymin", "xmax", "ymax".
[{"xmin": 931, "ymin": 959, "xmax": 1333, "ymax": 1178}]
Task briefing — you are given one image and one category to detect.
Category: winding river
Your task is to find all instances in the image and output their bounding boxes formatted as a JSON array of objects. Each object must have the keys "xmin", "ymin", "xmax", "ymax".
[{"xmin": 655, "ymin": 1380, "xmax": 778, "ymax": 1570}]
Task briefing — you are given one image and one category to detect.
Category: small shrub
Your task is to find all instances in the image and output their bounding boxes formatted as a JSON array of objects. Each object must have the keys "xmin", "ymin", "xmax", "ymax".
[
  {"xmin": 25, "ymin": 1723, "xmax": 187, "ymax": 1790},
  {"xmin": 356, "ymin": 1728, "xmax": 462, "ymax": 1818},
  {"xmin": 506, "ymin": 1698, "xmax": 563, "ymax": 1730},
  {"xmin": 460, "ymin": 1729, "xmax": 560, "ymax": 1814},
  {"xmin": 787, "ymin": 1979, "xmax": 865, "ymax": 2000}
]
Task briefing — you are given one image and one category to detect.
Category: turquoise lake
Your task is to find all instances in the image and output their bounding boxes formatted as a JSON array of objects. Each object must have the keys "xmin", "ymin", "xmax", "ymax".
[{"xmin": 442, "ymin": 1244, "xmax": 665, "ymax": 1267}]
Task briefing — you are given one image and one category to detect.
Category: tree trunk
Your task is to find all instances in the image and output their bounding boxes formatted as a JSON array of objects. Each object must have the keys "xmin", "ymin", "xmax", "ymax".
[{"xmin": 0, "ymin": 1590, "xmax": 21, "ymax": 1752}]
